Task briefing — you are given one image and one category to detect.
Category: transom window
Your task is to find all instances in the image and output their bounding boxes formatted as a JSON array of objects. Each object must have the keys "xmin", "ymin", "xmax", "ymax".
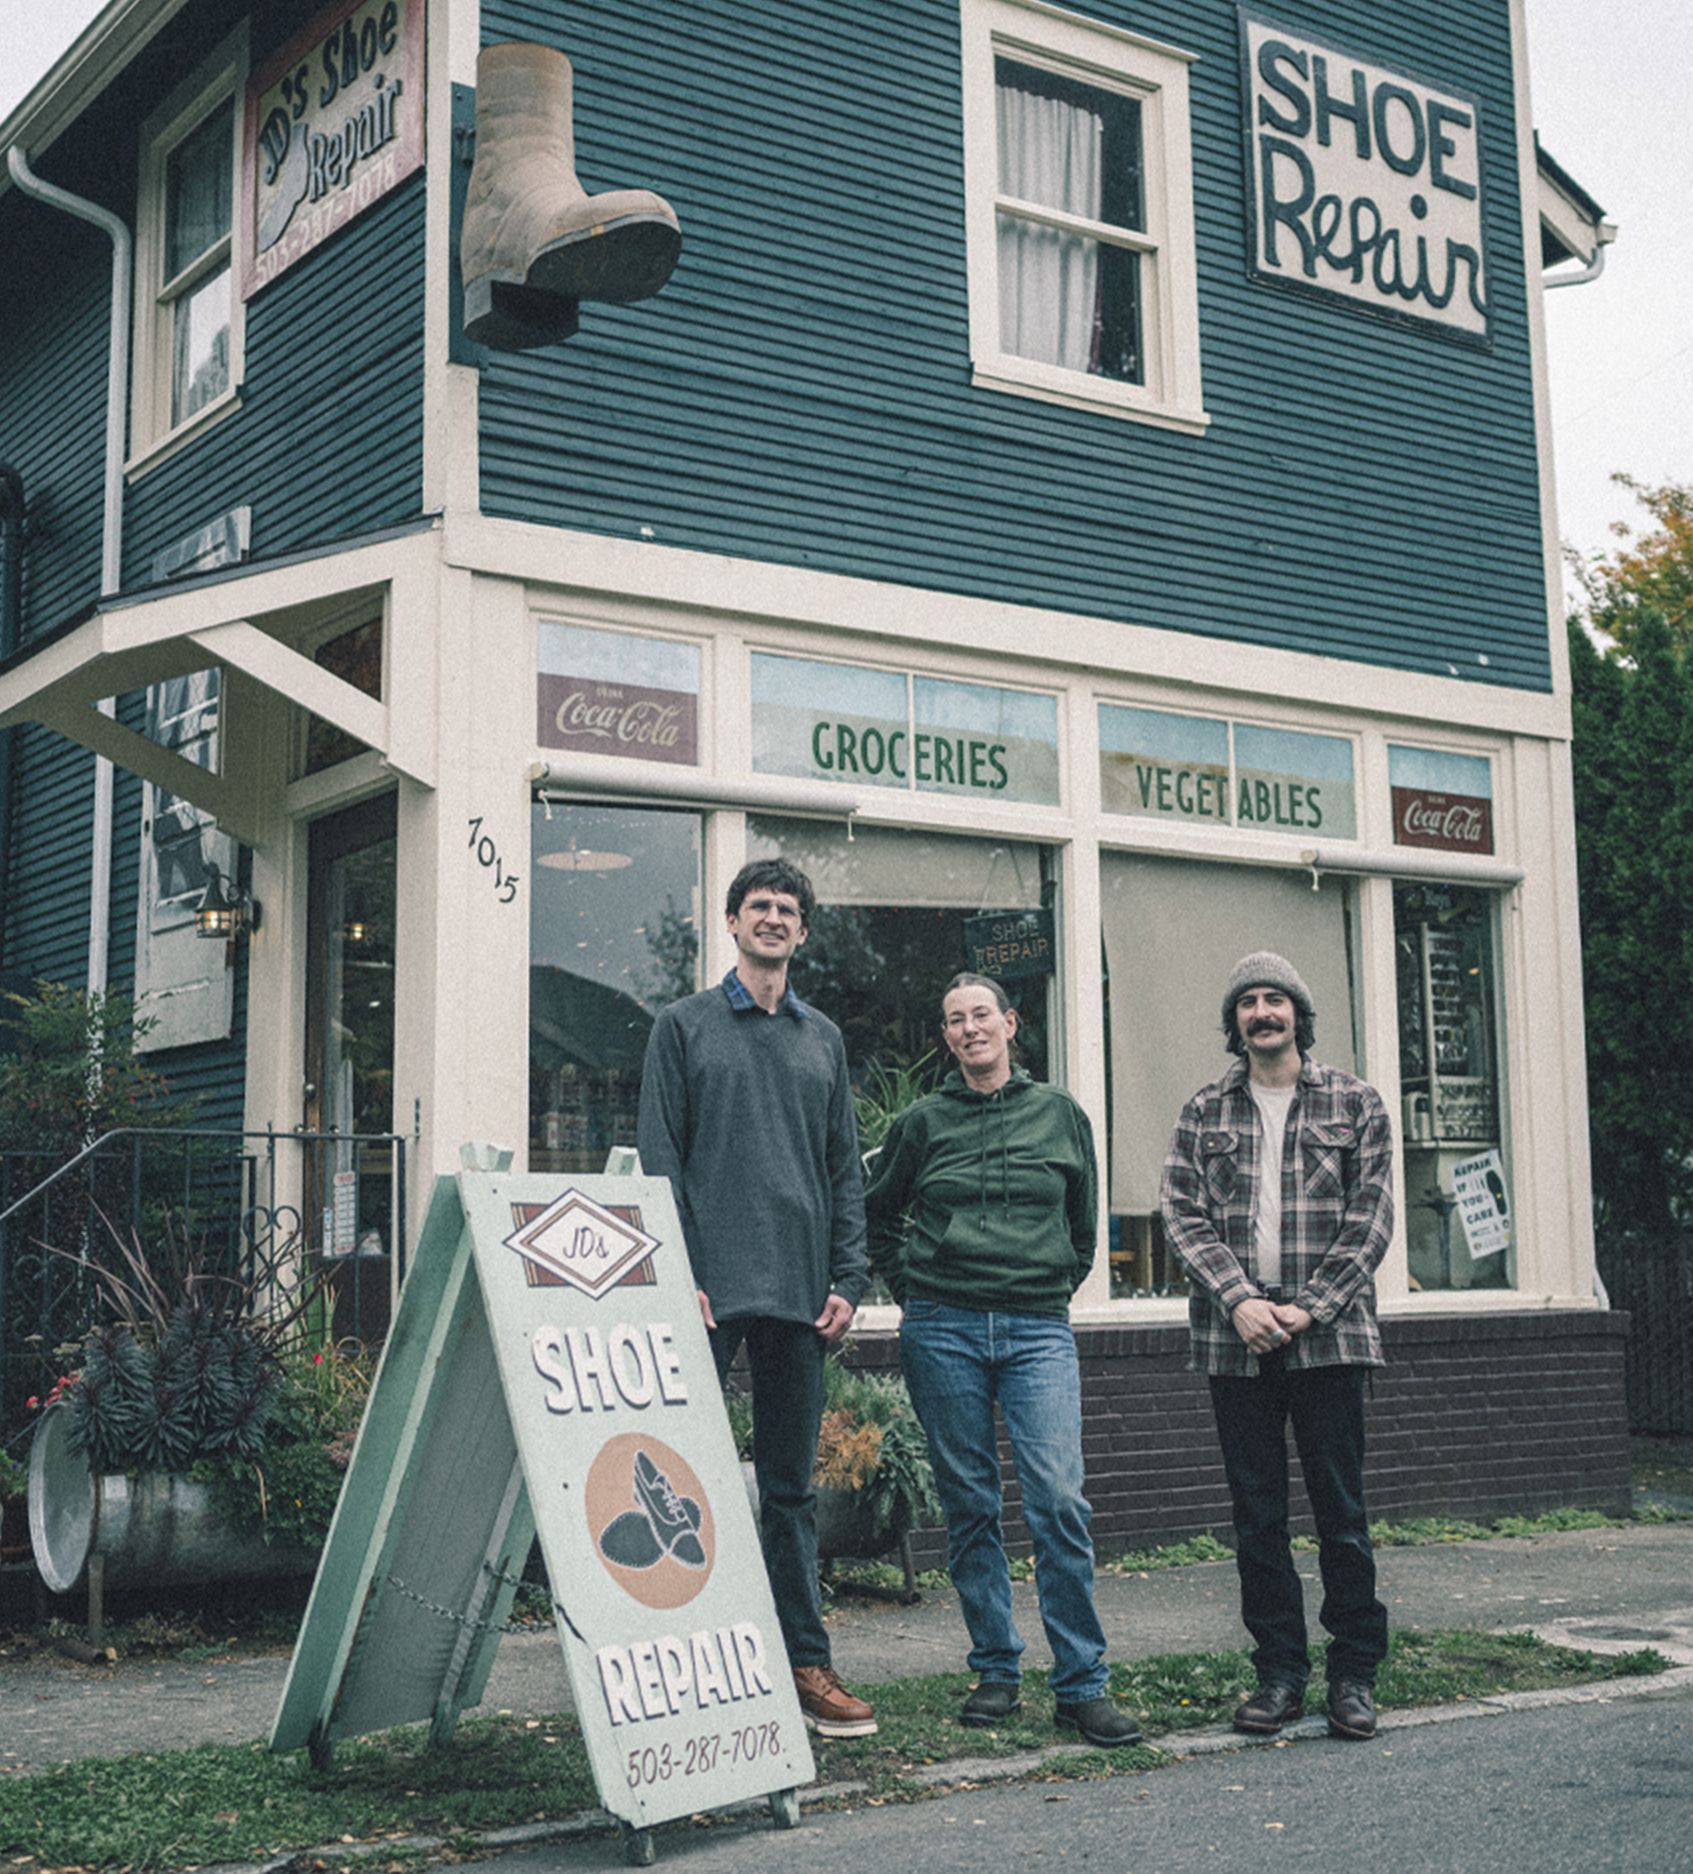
[{"xmin": 961, "ymin": 0, "xmax": 1206, "ymax": 432}]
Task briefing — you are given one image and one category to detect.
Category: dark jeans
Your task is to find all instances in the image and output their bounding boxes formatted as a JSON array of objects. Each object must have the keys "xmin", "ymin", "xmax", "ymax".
[
  {"xmin": 1209, "ymin": 1357, "xmax": 1388, "ymax": 1690},
  {"xmin": 711, "ymin": 1316, "xmax": 830, "ymax": 1669}
]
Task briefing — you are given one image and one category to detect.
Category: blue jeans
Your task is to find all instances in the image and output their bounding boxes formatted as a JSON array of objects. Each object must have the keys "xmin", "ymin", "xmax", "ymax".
[
  {"xmin": 1209, "ymin": 1356, "xmax": 1388, "ymax": 1689},
  {"xmin": 711, "ymin": 1317, "xmax": 831, "ymax": 1669},
  {"xmin": 899, "ymin": 1298, "xmax": 1108, "ymax": 1702}
]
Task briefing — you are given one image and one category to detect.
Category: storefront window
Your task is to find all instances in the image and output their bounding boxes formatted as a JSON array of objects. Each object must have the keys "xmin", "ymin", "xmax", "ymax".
[
  {"xmin": 752, "ymin": 654, "xmax": 1061, "ymax": 804},
  {"xmin": 529, "ymin": 803, "xmax": 702, "ymax": 1173},
  {"xmin": 1099, "ymin": 705, "xmax": 1356, "ymax": 838},
  {"xmin": 746, "ymin": 814, "xmax": 1053, "ymax": 1126},
  {"xmin": 1099, "ymin": 852, "xmax": 1359, "ymax": 1296},
  {"xmin": 1395, "ymin": 882, "xmax": 1513, "ymax": 1290}
]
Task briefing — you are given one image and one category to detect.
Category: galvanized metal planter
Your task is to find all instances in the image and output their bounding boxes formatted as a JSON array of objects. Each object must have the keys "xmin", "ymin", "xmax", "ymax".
[{"xmin": 28, "ymin": 1403, "xmax": 316, "ymax": 1597}]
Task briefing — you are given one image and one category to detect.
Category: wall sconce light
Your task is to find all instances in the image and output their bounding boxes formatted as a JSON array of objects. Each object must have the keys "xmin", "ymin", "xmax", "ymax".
[
  {"xmin": 195, "ymin": 864, "xmax": 260, "ymax": 940},
  {"xmin": 345, "ymin": 918, "xmax": 368, "ymax": 944}
]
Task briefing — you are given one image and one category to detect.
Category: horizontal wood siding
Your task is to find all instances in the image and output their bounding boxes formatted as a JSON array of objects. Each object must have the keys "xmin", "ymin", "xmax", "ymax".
[
  {"xmin": 2, "ymin": 728, "xmax": 95, "ymax": 987},
  {"xmin": 0, "ymin": 213, "xmax": 109, "ymax": 643},
  {"xmin": 478, "ymin": 0, "xmax": 1550, "ymax": 690},
  {"xmin": 124, "ymin": 176, "xmax": 427, "ymax": 577}
]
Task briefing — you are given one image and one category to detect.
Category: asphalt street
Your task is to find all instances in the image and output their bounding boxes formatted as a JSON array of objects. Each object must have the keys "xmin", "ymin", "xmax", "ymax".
[{"xmin": 450, "ymin": 1679, "xmax": 1693, "ymax": 1874}]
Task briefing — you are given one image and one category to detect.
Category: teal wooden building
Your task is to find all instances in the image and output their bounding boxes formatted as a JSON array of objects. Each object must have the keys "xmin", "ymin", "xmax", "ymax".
[{"xmin": 0, "ymin": 0, "xmax": 1626, "ymax": 1542}]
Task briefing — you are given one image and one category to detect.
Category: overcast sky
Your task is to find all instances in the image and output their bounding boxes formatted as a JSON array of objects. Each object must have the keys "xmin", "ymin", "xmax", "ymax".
[{"xmin": 2, "ymin": 0, "xmax": 1687, "ymax": 593}]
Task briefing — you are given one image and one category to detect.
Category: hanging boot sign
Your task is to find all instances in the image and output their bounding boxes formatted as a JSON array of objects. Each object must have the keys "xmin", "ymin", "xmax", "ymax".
[
  {"xmin": 272, "ymin": 1149, "xmax": 811, "ymax": 1863},
  {"xmin": 460, "ymin": 42, "xmax": 683, "ymax": 350}
]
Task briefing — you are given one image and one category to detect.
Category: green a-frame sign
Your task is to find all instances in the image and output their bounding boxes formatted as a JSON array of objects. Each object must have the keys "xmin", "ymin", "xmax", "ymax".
[{"xmin": 271, "ymin": 1150, "xmax": 814, "ymax": 1864}]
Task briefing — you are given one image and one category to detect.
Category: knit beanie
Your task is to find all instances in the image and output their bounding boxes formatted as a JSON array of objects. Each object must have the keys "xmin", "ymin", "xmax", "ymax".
[{"xmin": 1221, "ymin": 951, "xmax": 1314, "ymax": 1037}]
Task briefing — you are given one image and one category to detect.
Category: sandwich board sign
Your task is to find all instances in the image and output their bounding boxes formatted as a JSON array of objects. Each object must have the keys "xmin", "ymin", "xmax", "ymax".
[{"xmin": 271, "ymin": 1148, "xmax": 813, "ymax": 1862}]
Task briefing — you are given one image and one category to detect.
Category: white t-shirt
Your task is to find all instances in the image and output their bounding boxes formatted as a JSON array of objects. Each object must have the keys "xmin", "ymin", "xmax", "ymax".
[{"xmin": 1248, "ymin": 1081, "xmax": 1297, "ymax": 1290}]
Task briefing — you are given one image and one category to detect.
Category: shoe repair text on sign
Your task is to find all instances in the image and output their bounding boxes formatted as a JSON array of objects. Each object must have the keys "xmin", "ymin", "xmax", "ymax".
[
  {"xmin": 242, "ymin": 0, "xmax": 425, "ymax": 299},
  {"xmin": 1240, "ymin": 9, "xmax": 1489, "ymax": 344}
]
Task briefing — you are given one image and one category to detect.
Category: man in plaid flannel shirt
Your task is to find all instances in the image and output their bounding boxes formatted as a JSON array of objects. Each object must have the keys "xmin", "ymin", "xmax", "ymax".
[{"xmin": 1160, "ymin": 951, "xmax": 1393, "ymax": 1743}]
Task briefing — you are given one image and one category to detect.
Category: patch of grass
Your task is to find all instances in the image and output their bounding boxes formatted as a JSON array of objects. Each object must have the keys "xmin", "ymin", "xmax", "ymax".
[
  {"xmin": 1102, "ymin": 1533, "xmax": 1235, "ymax": 1573},
  {"xmin": 0, "ymin": 1633, "xmax": 1666, "ymax": 1870},
  {"xmin": 1633, "ymin": 1501, "xmax": 1693, "ymax": 1524},
  {"xmin": 1632, "ymin": 1434, "xmax": 1693, "ymax": 1501}
]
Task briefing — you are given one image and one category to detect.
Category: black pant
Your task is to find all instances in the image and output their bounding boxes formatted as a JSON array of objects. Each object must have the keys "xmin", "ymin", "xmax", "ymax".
[
  {"xmin": 1208, "ymin": 1357, "xmax": 1388, "ymax": 1689},
  {"xmin": 711, "ymin": 1317, "xmax": 830, "ymax": 1668}
]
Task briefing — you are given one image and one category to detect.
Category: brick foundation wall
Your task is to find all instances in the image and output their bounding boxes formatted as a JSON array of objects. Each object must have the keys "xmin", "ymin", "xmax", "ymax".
[{"xmin": 846, "ymin": 1309, "xmax": 1632, "ymax": 1565}]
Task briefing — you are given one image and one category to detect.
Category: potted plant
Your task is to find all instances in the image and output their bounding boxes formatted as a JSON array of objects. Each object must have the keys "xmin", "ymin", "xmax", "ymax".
[
  {"xmin": 728, "ymin": 1352, "xmax": 939, "ymax": 1597},
  {"xmin": 28, "ymin": 1217, "xmax": 339, "ymax": 1601}
]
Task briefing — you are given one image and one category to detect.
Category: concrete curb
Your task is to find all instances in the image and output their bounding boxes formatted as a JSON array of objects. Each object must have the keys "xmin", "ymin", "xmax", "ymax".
[{"xmin": 180, "ymin": 1660, "xmax": 1693, "ymax": 1874}]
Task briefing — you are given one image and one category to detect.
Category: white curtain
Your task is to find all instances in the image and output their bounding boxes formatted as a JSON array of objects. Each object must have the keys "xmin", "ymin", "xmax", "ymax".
[{"xmin": 996, "ymin": 81, "xmax": 1102, "ymax": 372}]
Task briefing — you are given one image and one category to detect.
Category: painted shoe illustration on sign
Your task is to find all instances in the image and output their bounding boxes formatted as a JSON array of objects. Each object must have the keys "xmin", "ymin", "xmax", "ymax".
[{"xmin": 599, "ymin": 1449, "xmax": 706, "ymax": 1569}]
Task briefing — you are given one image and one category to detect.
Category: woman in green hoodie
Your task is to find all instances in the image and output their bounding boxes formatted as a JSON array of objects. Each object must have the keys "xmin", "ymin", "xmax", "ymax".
[{"xmin": 863, "ymin": 972, "xmax": 1139, "ymax": 1750}]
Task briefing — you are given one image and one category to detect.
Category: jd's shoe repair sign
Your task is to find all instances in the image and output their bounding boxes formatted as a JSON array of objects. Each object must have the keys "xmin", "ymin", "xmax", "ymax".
[
  {"xmin": 242, "ymin": 0, "xmax": 425, "ymax": 298},
  {"xmin": 271, "ymin": 1169, "xmax": 811, "ymax": 1831},
  {"xmin": 1239, "ymin": 9, "xmax": 1490, "ymax": 345}
]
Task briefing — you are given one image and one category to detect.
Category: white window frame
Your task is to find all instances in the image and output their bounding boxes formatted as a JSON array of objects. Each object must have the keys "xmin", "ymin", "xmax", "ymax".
[
  {"xmin": 960, "ymin": 0, "xmax": 1207, "ymax": 433},
  {"xmin": 129, "ymin": 24, "xmax": 248, "ymax": 473}
]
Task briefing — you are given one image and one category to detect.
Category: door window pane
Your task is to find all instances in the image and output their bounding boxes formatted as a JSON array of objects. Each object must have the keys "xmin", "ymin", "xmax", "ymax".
[
  {"xmin": 1395, "ymin": 882, "xmax": 1513, "ymax": 1290},
  {"xmin": 530, "ymin": 803, "xmax": 702, "ymax": 1173}
]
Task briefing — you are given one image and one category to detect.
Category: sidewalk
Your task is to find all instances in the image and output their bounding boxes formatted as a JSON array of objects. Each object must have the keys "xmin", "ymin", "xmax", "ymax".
[{"xmin": 5, "ymin": 1521, "xmax": 1691, "ymax": 1776}]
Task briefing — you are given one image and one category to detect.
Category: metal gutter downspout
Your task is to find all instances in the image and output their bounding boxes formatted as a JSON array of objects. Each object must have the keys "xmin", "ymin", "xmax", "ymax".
[
  {"xmin": 0, "ymin": 465, "xmax": 23, "ymax": 971},
  {"xmin": 5, "ymin": 146, "xmax": 130, "ymax": 998},
  {"xmin": 1544, "ymin": 242, "xmax": 1608, "ymax": 290}
]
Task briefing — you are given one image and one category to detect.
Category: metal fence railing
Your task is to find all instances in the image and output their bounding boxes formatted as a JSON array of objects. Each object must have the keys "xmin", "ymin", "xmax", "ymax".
[{"xmin": 0, "ymin": 1127, "xmax": 408, "ymax": 1456}]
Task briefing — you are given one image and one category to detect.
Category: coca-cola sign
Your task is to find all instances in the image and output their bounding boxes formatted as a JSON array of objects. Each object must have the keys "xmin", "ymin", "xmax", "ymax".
[
  {"xmin": 538, "ymin": 674, "xmax": 698, "ymax": 766},
  {"xmin": 1392, "ymin": 786, "xmax": 1494, "ymax": 854}
]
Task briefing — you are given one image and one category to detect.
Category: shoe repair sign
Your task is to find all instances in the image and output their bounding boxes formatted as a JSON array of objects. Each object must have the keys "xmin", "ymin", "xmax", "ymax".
[
  {"xmin": 242, "ymin": 0, "xmax": 425, "ymax": 299},
  {"xmin": 272, "ymin": 1165, "xmax": 813, "ymax": 1833}
]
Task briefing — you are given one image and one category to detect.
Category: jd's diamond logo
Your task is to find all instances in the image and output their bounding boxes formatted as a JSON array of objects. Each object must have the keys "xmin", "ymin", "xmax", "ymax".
[{"xmin": 503, "ymin": 1187, "xmax": 661, "ymax": 1298}]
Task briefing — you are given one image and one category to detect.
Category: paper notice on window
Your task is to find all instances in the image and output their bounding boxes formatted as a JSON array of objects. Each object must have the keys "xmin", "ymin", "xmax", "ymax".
[
  {"xmin": 331, "ymin": 1170, "xmax": 359, "ymax": 1255},
  {"xmin": 1451, "ymin": 1150, "xmax": 1510, "ymax": 1262}
]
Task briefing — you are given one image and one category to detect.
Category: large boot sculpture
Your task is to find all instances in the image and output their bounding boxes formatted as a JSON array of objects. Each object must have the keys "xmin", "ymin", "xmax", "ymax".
[{"xmin": 461, "ymin": 41, "xmax": 682, "ymax": 351}]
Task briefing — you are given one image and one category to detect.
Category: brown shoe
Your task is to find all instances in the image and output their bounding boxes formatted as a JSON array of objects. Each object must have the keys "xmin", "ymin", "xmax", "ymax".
[{"xmin": 793, "ymin": 1665, "xmax": 878, "ymax": 1737}]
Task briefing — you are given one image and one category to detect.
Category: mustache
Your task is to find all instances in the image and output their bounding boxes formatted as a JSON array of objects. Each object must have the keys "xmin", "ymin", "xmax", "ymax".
[{"xmin": 1247, "ymin": 1019, "xmax": 1287, "ymax": 1035}]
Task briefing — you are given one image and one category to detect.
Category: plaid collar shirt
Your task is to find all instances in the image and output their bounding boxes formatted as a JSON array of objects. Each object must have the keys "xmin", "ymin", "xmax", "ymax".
[
  {"xmin": 720, "ymin": 967, "xmax": 810, "ymax": 1019},
  {"xmin": 1159, "ymin": 1055, "xmax": 1394, "ymax": 1374}
]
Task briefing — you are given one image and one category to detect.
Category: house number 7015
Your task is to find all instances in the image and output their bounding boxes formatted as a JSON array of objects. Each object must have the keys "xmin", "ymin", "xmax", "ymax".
[{"xmin": 467, "ymin": 816, "xmax": 520, "ymax": 904}]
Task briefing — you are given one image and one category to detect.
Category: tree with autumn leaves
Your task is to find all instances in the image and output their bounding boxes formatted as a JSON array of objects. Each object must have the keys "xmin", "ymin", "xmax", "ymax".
[{"xmin": 1567, "ymin": 476, "xmax": 1693, "ymax": 1236}]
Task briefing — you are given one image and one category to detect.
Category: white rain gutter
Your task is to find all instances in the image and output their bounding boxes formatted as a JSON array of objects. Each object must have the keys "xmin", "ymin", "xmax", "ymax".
[
  {"xmin": 1544, "ymin": 243, "xmax": 1607, "ymax": 290},
  {"xmin": 5, "ymin": 145, "xmax": 130, "ymax": 996}
]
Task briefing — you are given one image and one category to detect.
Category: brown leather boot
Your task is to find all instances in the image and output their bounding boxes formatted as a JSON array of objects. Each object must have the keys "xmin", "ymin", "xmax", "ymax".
[
  {"xmin": 792, "ymin": 1665, "xmax": 878, "ymax": 1737},
  {"xmin": 461, "ymin": 41, "xmax": 681, "ymax": 349}
]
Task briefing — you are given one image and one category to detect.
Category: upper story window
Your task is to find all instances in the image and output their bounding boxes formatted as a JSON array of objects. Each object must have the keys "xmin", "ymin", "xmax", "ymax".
[
  {"xmin": 131, "ymin": 29, "xmax": 247, "ymax": 467},
  {"xmin": 962, "ymin": 0, "xmax": 1206, "ymax": 433}
]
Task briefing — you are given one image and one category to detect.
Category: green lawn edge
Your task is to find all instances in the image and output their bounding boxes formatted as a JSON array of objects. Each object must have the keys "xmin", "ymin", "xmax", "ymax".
[{"xmin": 0, "ymin": 1629, "xmax": 1673, "ymax": 1872}]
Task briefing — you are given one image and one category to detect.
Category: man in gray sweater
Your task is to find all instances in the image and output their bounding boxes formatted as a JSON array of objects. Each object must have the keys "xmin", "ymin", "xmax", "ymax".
[{"xmin": 637, "ymin": 857, "xmax": 876, "ymax": 1737}]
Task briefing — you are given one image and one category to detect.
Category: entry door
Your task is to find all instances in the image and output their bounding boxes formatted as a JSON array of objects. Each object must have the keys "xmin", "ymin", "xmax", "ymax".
[{"xmin": 304, "ymin": 794, "xmax": 398, "ymax": 1334}]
